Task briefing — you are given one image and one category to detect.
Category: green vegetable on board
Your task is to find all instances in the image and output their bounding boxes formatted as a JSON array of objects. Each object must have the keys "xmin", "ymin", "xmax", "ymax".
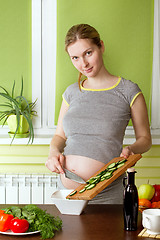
[
  {"xmin": 68, "ymin": 159, "xmax": 127, "ymax": 197},
  {"xmin": 69, "ymin": 190, "xmax": 77, "ymax": 196},
  {"xmin": 78, "ymin": 159, "xmax": 127, "ymax": 193}
]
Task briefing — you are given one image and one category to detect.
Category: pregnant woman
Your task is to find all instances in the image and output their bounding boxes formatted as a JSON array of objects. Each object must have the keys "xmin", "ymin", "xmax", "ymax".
[{"xmin": 45, "ymin": 24, "xmax": 151, "ymax": 204}]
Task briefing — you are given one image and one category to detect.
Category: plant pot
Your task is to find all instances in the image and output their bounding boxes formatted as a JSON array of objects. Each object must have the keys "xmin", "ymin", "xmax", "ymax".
[{"xmin": 7, "ymin": 115, "xmax": 29, "ymax": 138}]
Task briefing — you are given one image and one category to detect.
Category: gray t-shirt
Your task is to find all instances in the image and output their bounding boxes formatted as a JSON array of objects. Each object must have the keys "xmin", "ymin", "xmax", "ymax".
[{"xmin": 62, "ymin": 77, "xmax": 141, "ymax": 164}]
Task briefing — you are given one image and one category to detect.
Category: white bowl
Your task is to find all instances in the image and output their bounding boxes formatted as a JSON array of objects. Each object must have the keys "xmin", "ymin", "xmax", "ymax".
[
  {"xmin": 51, "ymin": 189, "xmax": 88, "ymax": 215},
  {"xmin": 142, "ymin": 209, "xmax": 160, "ymax": 235}
]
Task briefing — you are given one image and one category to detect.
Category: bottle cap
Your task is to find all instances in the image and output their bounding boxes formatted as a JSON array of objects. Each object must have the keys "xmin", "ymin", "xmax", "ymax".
[{"xmin": 127, "ymin": 168, "xmax": 136, "ymax": 173}]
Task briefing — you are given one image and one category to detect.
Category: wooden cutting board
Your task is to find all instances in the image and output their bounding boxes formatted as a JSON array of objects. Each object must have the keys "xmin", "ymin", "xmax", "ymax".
[{"xmin": 66, "ymin": 154, "xmax": 142, "ymax": 200}]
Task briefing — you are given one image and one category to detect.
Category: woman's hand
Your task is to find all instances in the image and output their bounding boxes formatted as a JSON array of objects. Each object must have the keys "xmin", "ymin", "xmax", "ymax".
[
  {"xmin": 120, "ymin": 146, "xmax": 134, "ymax": 159},
  {"xmin": 45, "ymin": 150, "xmax": 65, "ymax": 174}
]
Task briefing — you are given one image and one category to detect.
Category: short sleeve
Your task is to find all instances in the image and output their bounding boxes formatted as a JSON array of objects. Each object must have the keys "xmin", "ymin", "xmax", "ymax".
[
  {"xmin": 62, "ymin": 83, "xmax": 79, "ymax": 106},
  {"xmin": 125, "ymin": 80, "xmax": 142, "ymax": 107},
  {"xmin": 62, "ymin": 87, "xmax": 71, "ymax": 106}
]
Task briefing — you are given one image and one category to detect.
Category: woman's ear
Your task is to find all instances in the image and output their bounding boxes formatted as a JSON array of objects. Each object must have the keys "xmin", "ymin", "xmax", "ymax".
[{"xmin": 100, "ymin": 40, "xmax": 105, "ymax": 53}]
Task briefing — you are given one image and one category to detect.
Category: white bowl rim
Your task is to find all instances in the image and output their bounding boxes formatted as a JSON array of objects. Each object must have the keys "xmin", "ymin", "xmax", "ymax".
[{"xmin": 51, "ymin": 189, "xmax": 88, "ymax": 202}]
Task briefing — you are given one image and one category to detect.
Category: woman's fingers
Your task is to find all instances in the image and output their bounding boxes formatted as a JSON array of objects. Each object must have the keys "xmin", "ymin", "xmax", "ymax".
[
  {"xmin": 54, "ymin": 158, "xmax": 64, "ymax": 174},
  {"xmin": 59, "ymin": 154, "xmax": 65, "ymax": 167},
  {"xmin": 45, "ymin": 154, "xmax": 64, "ymax": 174},
  {"xmin": 120, "ymin": 146, "xmax": 134, "ymax": 158}
]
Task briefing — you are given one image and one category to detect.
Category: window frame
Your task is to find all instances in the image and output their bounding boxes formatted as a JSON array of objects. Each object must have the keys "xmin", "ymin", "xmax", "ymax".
[
  {"xmin": 32, "ymin": 0, "xmax": 57, "ymax": 136},
  {"xmin": 151, "ymin": 0, "xmax": 160, "ymax": 133}
]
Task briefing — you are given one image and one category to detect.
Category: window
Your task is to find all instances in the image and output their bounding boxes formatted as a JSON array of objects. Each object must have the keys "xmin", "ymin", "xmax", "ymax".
[
  {"xmin": 0, "ymin": 0, "xmax": 57, "ymax": 144},
  {"xmin": 32, "ymin": 0, "xmax": 57, "ymax": 136},
  {"xmin": 151, "ymin": 0, "xmax": 160, "ymax": 132}
]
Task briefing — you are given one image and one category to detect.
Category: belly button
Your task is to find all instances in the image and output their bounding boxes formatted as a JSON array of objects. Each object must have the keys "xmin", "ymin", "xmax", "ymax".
[{"xmin": 72, "ymin": 169, "xmax": 75, "ymax": 172}]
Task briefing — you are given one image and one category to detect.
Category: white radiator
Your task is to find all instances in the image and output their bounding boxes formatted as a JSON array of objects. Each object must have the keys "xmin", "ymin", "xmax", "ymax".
[{"xmin": 0, "ymin": 174, "xmax": 58, "ymax": 204}]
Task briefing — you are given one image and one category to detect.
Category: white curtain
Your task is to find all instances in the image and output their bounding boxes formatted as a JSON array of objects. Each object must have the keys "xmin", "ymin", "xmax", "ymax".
[{"xmin": 151, "ymin": 0, "xmax": 160, "ymax": 129}]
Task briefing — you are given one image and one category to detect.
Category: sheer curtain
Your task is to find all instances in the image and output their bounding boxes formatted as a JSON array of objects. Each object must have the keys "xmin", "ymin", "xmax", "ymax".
[{"xmin": 151, "ymin": 0, "xmax": 160, "ymax": 130}]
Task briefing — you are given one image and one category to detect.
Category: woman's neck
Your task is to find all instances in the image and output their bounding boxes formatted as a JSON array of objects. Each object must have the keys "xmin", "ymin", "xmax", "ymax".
[{"xmin": 84, "ymin": 68, "xmax": 119, "ymax": 89}]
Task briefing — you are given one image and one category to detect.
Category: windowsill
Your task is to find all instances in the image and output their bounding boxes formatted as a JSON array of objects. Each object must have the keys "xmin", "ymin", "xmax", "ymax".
[
  {"xmin": 0, "ymin": 127, "xmax": 160, "ymax": 145},
  {"xmin": 0, "ymin": 126, "xmax": 56, "ymax": 145},
  {"xmin": 0, "ymin": 135, "xmax": 160, "ymax": 145},
  {"xmin": 0, "ymin": 134, "xmax": 53, "ymax": 145}
]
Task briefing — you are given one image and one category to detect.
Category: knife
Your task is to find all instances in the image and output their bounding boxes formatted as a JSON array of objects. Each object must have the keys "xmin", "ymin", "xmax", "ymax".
[{"xmin": 64, "ymin": 168, "xmax": 86, "ymax": 184}]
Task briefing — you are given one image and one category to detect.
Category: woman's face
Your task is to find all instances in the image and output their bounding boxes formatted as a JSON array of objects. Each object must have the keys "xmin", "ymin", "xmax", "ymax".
[{"xmin": 67, "ymin": 39, "xmax": 104, "ymax": 78}]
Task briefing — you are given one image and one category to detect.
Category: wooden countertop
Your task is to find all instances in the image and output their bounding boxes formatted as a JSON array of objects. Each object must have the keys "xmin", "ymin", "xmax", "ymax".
[{"xmin": 0, "ymin": 204, "xmax": 145, "ymax": 240}]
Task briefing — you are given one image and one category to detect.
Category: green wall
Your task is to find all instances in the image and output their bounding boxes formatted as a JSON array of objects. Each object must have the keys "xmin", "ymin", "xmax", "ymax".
[
  {"xmin": 0, "ymin": 0, "xmax": 154, "ymax": 125},
  {"xmin": 0, "ymin": 0, "xmax": 32, "ymax": 123},
  {"xmin": 55, "ymin": 0, "xmax": 154, "ymax": 124}
]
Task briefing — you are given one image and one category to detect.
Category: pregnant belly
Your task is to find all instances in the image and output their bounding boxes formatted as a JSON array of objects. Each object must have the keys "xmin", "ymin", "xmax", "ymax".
[{"xmin": 60, "ymin": 155, "xmax": 105, "ymax": 189}]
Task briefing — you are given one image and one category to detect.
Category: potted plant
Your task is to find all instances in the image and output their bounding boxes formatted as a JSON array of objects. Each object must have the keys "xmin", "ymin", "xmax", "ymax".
[{"xmin": 0, "ymin": 77, "xmax": 37, "ymax": 144}]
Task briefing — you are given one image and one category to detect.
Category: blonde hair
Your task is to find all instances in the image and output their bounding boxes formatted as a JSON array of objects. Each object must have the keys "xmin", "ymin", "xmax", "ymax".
[{"xmin": 65, "ymin": 24, "xmax": 102, "ymax": 89}]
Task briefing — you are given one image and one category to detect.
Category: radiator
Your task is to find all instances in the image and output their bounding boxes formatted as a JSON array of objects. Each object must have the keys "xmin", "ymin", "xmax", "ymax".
[{"xmin": 0, "ymin": 174, "xmax": 58, "ymax": 204}]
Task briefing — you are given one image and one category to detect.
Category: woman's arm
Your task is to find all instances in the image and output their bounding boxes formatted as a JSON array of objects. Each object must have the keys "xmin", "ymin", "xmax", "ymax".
[
  {"xmin": 45, "ymin": 100, "xmax": 69, "ymax": 174},
  {"xmin": 121, "ymin": 93, "xmax": 152, "ymax": 158}
]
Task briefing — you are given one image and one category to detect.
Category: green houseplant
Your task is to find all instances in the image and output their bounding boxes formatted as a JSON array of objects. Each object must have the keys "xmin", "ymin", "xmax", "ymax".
[{"xmin": 0, "ymin": 77, "xmax": 37, "ymax": 144}]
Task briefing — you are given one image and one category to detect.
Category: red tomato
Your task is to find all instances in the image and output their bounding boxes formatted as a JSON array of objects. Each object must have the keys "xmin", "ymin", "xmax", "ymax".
[
  {"xmin": 10, "ymin": 218, "xmax": 29, "ymax": 233},
  {"xmin": 0, "ymin": 213, "xmax": 14, "ymax": 232}
]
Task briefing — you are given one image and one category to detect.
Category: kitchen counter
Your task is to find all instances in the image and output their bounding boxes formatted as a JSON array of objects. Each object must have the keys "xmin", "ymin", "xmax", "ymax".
[{"xmin": 0, "ymin": 204, "xmax": 145, "ymax": 240}]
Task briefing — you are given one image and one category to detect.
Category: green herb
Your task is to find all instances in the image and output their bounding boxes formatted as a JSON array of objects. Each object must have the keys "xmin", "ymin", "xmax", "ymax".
[{"xmin": 3, "ymin": 205, "xmax": 62, "ymax": 239}]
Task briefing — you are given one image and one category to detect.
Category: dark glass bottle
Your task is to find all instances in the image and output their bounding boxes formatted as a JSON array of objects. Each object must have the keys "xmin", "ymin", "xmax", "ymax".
[{"xmin": 123, "ymin": 168, "xmax": 138, "ymax": 231}]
